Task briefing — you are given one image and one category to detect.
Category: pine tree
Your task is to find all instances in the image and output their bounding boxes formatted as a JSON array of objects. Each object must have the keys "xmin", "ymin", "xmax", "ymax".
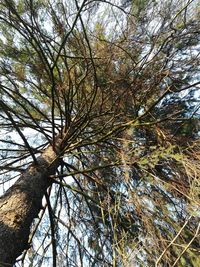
[{"xmin": 0, "ymin": 0, "xmax": 199, "ymax": 266}]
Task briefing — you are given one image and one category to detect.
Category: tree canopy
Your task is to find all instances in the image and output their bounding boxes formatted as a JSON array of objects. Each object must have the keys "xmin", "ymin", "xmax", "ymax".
[{"xmin": 0, "ymin": 0, "xmax": 199, "ymax": 266}]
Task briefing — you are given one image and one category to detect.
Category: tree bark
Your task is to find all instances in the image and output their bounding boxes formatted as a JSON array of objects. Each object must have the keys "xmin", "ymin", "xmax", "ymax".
[{"xmin": 0, "ymin": 142, "xmax": 61, "ymax": 266}]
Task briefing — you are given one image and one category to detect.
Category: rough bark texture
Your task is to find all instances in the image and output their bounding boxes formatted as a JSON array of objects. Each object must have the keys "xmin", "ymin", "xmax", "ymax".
[{"xmin": 0, "ymin": 143, "xmax": 61, "ymax": 266}]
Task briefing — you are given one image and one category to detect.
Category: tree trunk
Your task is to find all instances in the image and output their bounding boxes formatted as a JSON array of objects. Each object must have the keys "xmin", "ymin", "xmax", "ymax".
[{"xmin": 0, "ymin": 143, "xmax": 61, "ymax": 266}]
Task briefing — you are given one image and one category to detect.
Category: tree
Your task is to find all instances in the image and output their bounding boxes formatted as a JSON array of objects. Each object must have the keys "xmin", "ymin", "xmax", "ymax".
[{"xmin": 0, "ymin": 0, "xmax": 199, "ymax": 266}]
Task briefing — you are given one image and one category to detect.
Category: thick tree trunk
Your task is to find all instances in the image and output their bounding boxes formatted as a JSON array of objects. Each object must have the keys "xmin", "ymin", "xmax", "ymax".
[{"xmin": 0, "ymin": 143, "xmax": 61, "ymax": 266}]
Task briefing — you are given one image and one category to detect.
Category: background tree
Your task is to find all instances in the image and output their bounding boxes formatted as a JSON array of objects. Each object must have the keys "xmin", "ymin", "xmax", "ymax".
[{"xmin": 0, "ymin": 0, "xmax": 199, "ymax": 266}]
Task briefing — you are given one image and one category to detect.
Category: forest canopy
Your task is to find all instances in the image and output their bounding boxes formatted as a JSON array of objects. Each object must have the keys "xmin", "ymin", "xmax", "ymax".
[{"xmin": 0, "ymin": 0, "xmax": 199, "ymax": 266}]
